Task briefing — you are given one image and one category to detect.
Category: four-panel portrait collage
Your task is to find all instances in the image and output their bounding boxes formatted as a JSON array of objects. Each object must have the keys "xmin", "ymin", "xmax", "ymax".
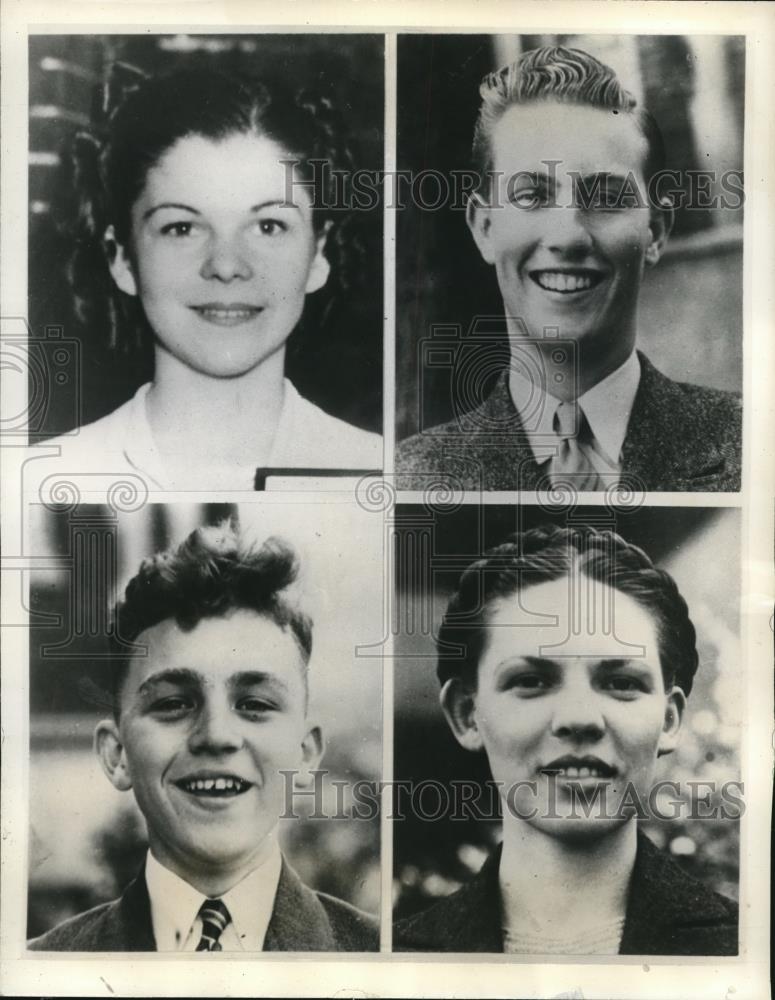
[{"xmin": 14, "ymin": 27, "xmax": 758, "ymax": 977}]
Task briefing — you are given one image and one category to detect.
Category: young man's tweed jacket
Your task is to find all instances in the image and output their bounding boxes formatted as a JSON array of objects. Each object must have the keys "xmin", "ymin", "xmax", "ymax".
[{"xmin": 396, "ymin": 353, "xmax": 742, "ymax": 493}]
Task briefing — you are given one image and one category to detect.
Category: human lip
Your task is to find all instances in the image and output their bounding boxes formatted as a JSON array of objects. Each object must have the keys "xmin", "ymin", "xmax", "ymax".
[
  {"xmin": 527, "ymin": 268, "xmax": 606, "ymax": 294},
  {"xmin": 539, "ymin": 755, "xmax": 617, "ymax": 780},
  {"xmin": 173, "ymin": 770, "xmax": 255, "ymax": 798},
  {"xmin": 190, "ymin": 303, "xmax": 264, "ymax": 326}
]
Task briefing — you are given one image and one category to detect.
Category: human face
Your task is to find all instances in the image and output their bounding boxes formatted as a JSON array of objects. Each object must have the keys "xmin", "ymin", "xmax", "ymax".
[
  {"xmin": 468, "ymin": 101, "xmax": 669, "ymax": 367},
  {"xmin": 107, "ymin": 132, "xmax": 330, "ymax": 379},
  {"xmin": 442, "ymin": 575, "xmax": 684, "ymax": 842},
  {"xmin": 96, "ymin": 610, "xmax": 321, "ymax": 891}
]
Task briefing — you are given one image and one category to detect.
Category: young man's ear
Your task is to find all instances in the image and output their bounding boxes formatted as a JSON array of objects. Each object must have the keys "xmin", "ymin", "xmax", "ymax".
[
  {"xmin": 657, "ymin": 686, "xmax": 686, "ymax": 757},
  {"xmin": 466, "ymin": 193, "xmax": 496, "ymax": 265},
  {"xmin": 644, "ymin": 198, "xmax": 674, "ymax": 266},
  {"xmin": 95, "ymin": 718, "xmax": 134, "ymax": 791},
  {"xmin": 295, "ymin": 724, "xmax": 325, "ymax": 788},
  {"xmin": 104, "ymin": 225, "xmax": 138, "ymax": 297},
  {"xmin": 440, "ymin": 678, "xmax": 484, "ymax": 752},
  {"xmin": 304, "ymin": 222, "xmax": 332, "ymax": 294}
]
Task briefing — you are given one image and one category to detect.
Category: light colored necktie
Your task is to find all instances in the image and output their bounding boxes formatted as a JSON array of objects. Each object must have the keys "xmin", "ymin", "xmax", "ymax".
[
  {"xmin": 195, "ymin": 898, "xmax": 231, "ymax": 952},
  {"xmin": 549, "ymin": 400, "xmax": 603, "ymax": 491}
]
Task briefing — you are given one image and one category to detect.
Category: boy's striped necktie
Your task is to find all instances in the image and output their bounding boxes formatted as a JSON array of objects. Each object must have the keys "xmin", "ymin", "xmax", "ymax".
[{"xmin": 196, "ymin": 898, "xmax": 231, "ymax": 951}]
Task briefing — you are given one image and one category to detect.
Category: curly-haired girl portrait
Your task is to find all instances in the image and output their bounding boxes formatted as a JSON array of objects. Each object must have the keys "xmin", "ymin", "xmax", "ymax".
[{"xmin": 29, "ymin": 35, "xmax": 383, "ymax": 490}]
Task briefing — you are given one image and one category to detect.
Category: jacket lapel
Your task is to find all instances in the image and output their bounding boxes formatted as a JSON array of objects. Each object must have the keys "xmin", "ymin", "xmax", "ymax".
[
  {"xmin": 106, "ymin": 872, "xmax": 157, "ymax": 951},
  {"xmin": 262, "ymin": 859, "xmax": 336, "ymax": 952},
  {"xmin": 623, "ymin": 353, "xmax": 731, "ymax": 490},
  {"xmin": 620, "ymin": 830, "xmax": 732, "ymax": 954},
  {"xmin": 451, "ymin": 374, "xmax": 543, "ymax": 491},
  {"xmin": 396, "ymin": 846, "xmax": 503, "ymax": 952}
]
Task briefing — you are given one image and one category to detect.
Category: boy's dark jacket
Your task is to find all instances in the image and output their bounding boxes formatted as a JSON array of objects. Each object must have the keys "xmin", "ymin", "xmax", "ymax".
[
  {"xmin": 396, "ymin": 353, "xmax": 742, "ymax": 493},
  {"xmin": 393, "ymin": 830, "xmax": 738, "ymax": 955},
  {"xmin": 29, "ymin": 857, "xmax": 378, "ymax": 952}
]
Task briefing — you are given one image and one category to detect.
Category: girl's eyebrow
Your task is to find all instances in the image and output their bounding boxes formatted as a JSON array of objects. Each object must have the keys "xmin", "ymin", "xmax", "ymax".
[
  {"xmin": 142, "ymin": 202, "xmax": 200, "ymax": 221},
  {"xmin": 249, "ymin": 200, "xmax": 302, "ymax": 214},
  {"xmin": 141, "ymin": 200, "xmax": 302, "ymax": 220},
  {"xmin": 595, "ymin": 657, "xmax": 652, "ymax": 671}
]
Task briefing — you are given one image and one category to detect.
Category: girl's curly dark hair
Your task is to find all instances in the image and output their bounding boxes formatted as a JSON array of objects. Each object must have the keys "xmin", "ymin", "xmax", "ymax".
[
  {"xmin": 58, "ymin": 66, "xmax": 366, "ymax": 356},
  {"xmin": 437, "ymin": 524, "xmax": 699, "ymax": 697}
]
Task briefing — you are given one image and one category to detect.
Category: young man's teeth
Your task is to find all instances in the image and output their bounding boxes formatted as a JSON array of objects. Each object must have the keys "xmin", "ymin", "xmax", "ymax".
[
  {"xmin": 536, "ymin": 271, "xmax": 594, "ymax": 292},
  {"xmin": 184, "ymin": 777, "xmax": 245, "ymax": 792},
  {"xmin": 553, "ymin": 766, "xmax": 603, "ymax": 778}
]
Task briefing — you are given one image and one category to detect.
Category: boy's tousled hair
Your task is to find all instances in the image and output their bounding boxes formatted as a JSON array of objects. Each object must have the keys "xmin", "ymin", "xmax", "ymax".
[{"xmin": 109, "ymin": 519, "xmax": 312, "ymax": 711}]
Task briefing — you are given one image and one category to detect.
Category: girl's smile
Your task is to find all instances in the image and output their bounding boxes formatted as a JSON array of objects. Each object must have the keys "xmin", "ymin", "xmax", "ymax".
[
  {"xmin": 443, "ymin": 574, "xmax": 685, "ymax": 841},
  {"xmin": 189, "ymin": 303, "xmax": 265, "ymax": 327},
  {"xmin": 108, "ymin": 132, "xmax": 330, "ymax": 380}
]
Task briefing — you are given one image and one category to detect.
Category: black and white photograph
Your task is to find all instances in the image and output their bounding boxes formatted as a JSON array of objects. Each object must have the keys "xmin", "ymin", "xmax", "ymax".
[
  {"xmin": 395, "ymin": 34, "xmax": 744, "ymax": 493},
  {"xmin": 393, "ymin": 506, "xmax": 744, "ymax": 955},
  {"xmin": 1, "ymin": 2, "xmax": 772, "ymax": 999},
  {"xmin": 392, "ymin": 504, "xmax": 740, "ymax": 955},
  {"xmin": 27, "ymin": 33, "xmax": 384, "ymax": 491},
  {"xmin": 26, "ymin": 500, "xmax": 383, "ymax": 952}
]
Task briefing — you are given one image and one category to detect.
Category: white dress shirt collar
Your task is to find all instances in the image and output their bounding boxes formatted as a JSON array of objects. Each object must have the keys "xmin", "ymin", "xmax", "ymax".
[
  {"xmin": 508, "ymin": 350, "xmax": 641, "ymax": 468},
  {"xmin": 145, "ymin": 841, "xmax": 283, "ymax": 952}
]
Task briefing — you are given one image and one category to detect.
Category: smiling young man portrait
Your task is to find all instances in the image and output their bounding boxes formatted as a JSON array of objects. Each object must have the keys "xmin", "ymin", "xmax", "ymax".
[
  {"xmin": 28, "ymin": 521, "xmax": 378, "ymax": 952},
  {"xmin": 396, "ymin": 46, "xmax": 742, "ymax": 492},
  {"xmin": 393, "ymin": 524, "xmax": 738, "ymax": 955}
]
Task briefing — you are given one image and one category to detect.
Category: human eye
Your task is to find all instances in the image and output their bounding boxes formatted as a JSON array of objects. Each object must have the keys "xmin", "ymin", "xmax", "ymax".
[
  {"xmin": 159, "ymin": 220, "xmax": 198, "ymax": 238},
  {"xmin": 501, "ymin": 670, "xmax": 553, "ymax": 696},
  {"xmin": 594, "ymin": 185, "xmax": 626, "ymax": 211},
  {"xmin": 237, "ymin": 694, "xmax": 279, "ymax": 717},
  {"xmin": 594, "ymin": 180, "xmax": 643, "ymax": 213},
  {"xmin": 255, "ymin": 217, "xmax": 288, "ymax": 237},
  {"xmin": 149, "ymin": 693, "xmax": 195, "ymax": 719},
  {"xmin": 601, "ymin": 674, "xmax": 649, "ymax": 698},
  {"xmin": 509, "ymin": 187, "xmax": 549, "ymax": 210}
]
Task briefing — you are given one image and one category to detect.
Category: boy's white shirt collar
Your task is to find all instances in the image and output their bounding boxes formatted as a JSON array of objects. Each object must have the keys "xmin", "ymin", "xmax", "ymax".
[
  {"xmin": 508, "ymin": 350, "xmax": 641, "ymax": 470},
  {"xmin": 145, "ymin": 841, "xmax": 283, "ymax": 952}
]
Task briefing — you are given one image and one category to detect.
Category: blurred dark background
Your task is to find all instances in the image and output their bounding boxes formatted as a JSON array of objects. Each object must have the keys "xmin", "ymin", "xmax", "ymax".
[
  {"xmin": 392, "ymin": 504, "xmax": 741, "ymax": 918},
  {"xmin": 396, "ymin": 34, "xmax": 745, "ymax": 439},
  {"xmin": 28, "ymin": 33, "xmax": 384, "ymax": 439}
]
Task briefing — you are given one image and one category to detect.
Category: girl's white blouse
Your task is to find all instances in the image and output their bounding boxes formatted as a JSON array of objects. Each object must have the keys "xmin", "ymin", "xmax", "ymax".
[{"xmin": 30, "ymin": 379, "xmax": 382, "ymax": 494}]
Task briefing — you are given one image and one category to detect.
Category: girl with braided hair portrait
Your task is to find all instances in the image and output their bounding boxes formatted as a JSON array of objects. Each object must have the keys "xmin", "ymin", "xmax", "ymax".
[
  {"xmin": 393, "ymin": 521, "xmax": 738, "ymax": 956},
  {"xmin": 32, "ymin": 40, "xmax": 382, "ymax": 490}
]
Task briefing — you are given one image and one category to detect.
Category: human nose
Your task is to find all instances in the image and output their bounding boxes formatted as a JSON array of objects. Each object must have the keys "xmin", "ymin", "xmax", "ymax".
[
  {"xmin": 188, "ymin": 696, "xmax": 243, "ymax": 755},
  {"xmin": 199, "ymin": 231, "xmax": 253, "ymax": 282},
  {"xmin": 549, "ymin": 684, "xmax": 606, "ymax": 743},
  {"xmin": 542, "ymin": 204, "xmax": 594, "ymax": 258}
]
